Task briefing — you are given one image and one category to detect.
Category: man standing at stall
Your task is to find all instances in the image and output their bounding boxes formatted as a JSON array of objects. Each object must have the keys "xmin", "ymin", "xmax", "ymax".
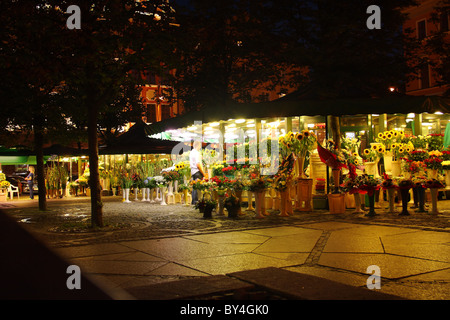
[{"xmin": 190, "ymin": 140, "xmax": 207, "ymax": 204}]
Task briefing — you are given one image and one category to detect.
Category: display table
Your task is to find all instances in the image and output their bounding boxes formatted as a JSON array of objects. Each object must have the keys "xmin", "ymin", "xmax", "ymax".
[{"xmin": 295, "ymin": 178, "xmax": 313, "ymax": 211}]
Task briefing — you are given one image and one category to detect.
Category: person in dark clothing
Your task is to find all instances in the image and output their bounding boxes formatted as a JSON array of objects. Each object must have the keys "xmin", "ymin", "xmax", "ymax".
[{"xmin": 25, "ymin": 166, "xmax": 35, "ymax": 199}]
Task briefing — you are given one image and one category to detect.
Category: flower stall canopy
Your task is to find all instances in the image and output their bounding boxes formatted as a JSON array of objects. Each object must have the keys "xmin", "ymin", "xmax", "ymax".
[
  {"xmin": 0, "ymin": 146, "xmax": 51, "ymax": 164},
  {"xmin": 99, "ymin": 120, "xmax": 182, "ymax": 155},
  {"xmin": 146, "ymin": 84, "xmax": 450, "ymax": 136}
]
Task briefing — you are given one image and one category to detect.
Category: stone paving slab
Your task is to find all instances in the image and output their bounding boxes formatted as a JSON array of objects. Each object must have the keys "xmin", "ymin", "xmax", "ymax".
[
  {"xmin": 228, "ymin": 267, "xmax": 404, "ymax": 300},
  {"xmin": 318, "ymin": 253, "xmax": 450, "ymax": 279},
  {"xmin": 125, "ymin": 275, "xmax": 255, "ymax": 300}
]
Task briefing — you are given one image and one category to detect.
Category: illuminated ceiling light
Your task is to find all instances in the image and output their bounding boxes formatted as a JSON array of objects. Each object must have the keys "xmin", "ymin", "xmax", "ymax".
[
  {"xmin": 247, "ymin": 119, "xmax": 254, "ymax": 123},
  {"xmin": 246, "ymin": 123, "xmax": 255, "ymax": 127},
  {"xmin": 435, "ymin": 111, "xmax": 443, "ymax": 115},
  {"xmin": 407, "ymin": 113, "xmax": 415, "ymax": 118},
  {"xmin": 307, "ymin": 123, "xmax": 315, "ymax": 128},
  {"xmin": 235, "ymin": 119, "xmax": 246, "ymax": 124},
  {"xmin": 209, "ymin": 122, "xmax": 220, "ymax": 127},
  {"xmin": 187, "ymin": 126, "xmax": 197, "ymax": 131}
]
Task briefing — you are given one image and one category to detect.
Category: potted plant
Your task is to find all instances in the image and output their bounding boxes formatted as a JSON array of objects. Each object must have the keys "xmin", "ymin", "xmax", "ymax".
[
  {"xmin": 224, "ymin": 192, "xmax": 240, "ymax": 218},
  {"xmin": 195, "ymin": 198, "xmax": 217, "ymax": 218}
]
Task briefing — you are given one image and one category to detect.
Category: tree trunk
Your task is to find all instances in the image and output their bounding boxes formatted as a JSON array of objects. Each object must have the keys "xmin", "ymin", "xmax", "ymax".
[
  {"xmin": 87, "ymin": 102, "xmax": 103, "ymax": 228},
  {"xmin": 34, "ymin": 126, "xmax": 47, "ymax": 211}
]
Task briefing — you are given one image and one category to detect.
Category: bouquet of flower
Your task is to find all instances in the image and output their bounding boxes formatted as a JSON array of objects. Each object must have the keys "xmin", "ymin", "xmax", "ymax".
[
  {"xmin": 222, "ymin": 165, "xmax": 237, "ymax": 178},
  {"xmin": 362, "ymin": 148, "xmax": 379, "ymax": 162},
  {"xmin": 131, "ymin": 172, "xmax": 143, "ymax": 188},
  {"xmin": 370, "ymin": 143, "xmax": 386, "ymax": 157},
  {"xmin": 317, "ymin": 139, "xmax": 347, "ymax": 170},
  {"xmin": 0, "ymin": 180, "xmax": 11, "ymax": 189},
  {"xmin": 273, "ymin": 173, "xmax": 290, "ymax": 191},
  {"xmin": 410, "ymin": 135, "xmax": 427, "ymax": 149},
  {"xmin": 391, "ymin": 142, "xmax": 413, "ymax": 160},
  {"xmin": 120, "ymin": 175, "xmax": 134, "ymax": 189},
  {"xmin": 341, "ymin": 175, "xmax": 360, "ymax": 194},
  {"xmin": 76, "ymin": 176, "xmax": 89, "ymax": 188},
  {"xmin": 162, "ymin": 170, "xmax": 180, "ymax": 183},
  {"xmin": 376, "ymin": 129, "xmax": 404, "ymax": 150},
  {"xmin": 177, "ymin": 183, "xmax": 190, "ymax": 191},
  {"xmin": 355, "ymin": 174, "xmax": 381, "ymax": 195},
  {"xmin": 194, "ymin": 198, "xmax": 217, "ymax": 211},
  {"xmin": 153, "ymin": 175, "xmax": 166, "ymax": 187},
  {"xmin": 423, "ymin": 154, "xmax": 443, "ymax": 170},
  {"xmin": 427, "ymin": 133, "xmax": 444, "ymax": 151},
  {"xmin": 380, "ymin": 173, "xmax": 397, "ymax": 190},
  {"xmin": 412, "ymin": 175, "xmax": 427, "ymax": 188},
  {"xmin": 211, "ymin": 162, "xmax": 225, "ymax": 177},
  {"xmin": 396, "ymin": 178, "xmax": 414, "ymax": 190},
  {"xmin": 402, "ymin": 159, "xmax": 426, "ymax": 175},
  {"xmin": 278, "ymin": 152, "xmax": 295, "ymax": 176},
  {"xmin": 210, "ymin": 176, "xmax": 231, "ymax": 189},
  {"xmin": 224, "ymin": 192, "xmax": 240, "ymax": 209},
  {"xmin": 424, "ymin": 178, "xmax": 445, "ymax": 189},
  {"xmin": 442, "ymin": 160, "xmax": 450, "ymax": 170},
  {"xmin": 248, "ymin": 173, "xmax": 271, "ymax": 192},
  {"xmin": 407, "ymin": 150, "xmax": 429, "ymax": 162},
  {"xmin": 229, "ymin": 179, "xmax": 244, "ymax": 191},
  {"xmin": 175, "ymin": 161, "xmax": 190, "ymax": 179},
  {"xmin": 143, "ymin": 177, "xmax": 157, "ymax": 189}
]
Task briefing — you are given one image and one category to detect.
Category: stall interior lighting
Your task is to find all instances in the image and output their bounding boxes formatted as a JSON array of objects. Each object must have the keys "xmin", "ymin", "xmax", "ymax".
[{"xmin": 235, "ymin": 119, "xmax": 246, "ymax": 123}]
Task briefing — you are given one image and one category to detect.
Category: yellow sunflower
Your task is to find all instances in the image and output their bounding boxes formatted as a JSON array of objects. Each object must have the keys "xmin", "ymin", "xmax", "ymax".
[{"xmin": 363, "ymin": 149, "xmax": 370, "ymax": 155}]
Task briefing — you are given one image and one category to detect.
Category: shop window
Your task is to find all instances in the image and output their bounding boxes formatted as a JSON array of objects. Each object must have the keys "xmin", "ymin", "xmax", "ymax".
[{"xmin": 417, "ymin": 19, "xmax": 427, "ymax": 40}]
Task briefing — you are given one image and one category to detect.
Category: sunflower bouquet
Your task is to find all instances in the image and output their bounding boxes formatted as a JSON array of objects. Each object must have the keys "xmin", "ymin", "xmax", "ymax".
[
  {"xmin": 391, "ymin": 142, "xmax": 414, "ymax": 161},
  {"xmin": 361, "ymin": 148, "xmax": 379, "ymax": 162},
  {"xmin": 376, "ymin": 129, "xmax": 405, "ymax": 150}
]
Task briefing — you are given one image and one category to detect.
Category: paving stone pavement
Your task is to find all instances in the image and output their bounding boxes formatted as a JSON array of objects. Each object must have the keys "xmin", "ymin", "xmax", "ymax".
[{"xmin": 2, "ymin": 195, "xmax": 450, "ymax": 300}]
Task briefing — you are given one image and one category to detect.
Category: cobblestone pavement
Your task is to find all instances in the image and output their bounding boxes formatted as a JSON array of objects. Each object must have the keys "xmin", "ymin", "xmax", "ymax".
[
  {"xmin": 2, "ymin": 195, "xmax": 449, "ymax": 247},
  {"xmin": 2, "ymin": 196, "xmax": 449, "ymax": 300}
]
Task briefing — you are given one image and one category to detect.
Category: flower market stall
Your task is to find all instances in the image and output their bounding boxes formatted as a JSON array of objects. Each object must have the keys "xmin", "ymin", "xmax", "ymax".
[{"xmin": 138, "ymin": 88, "xmax": 450, "ymax": 217}]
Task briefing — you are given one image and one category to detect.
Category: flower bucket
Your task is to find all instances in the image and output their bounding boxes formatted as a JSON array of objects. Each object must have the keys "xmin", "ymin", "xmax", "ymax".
[
  {"xmin": 429, "ymin": 188, "xmax": 439, "ymax": 214},
  {"xmin": 391, "ymin": 160, "xmax": 402, "ymax": 177},
  {"xmin": 364, "ymin": 161, "xmax": 379, "ymax": 178},
  {"xmin": 123, "ymin": 188, "xmax": 131, "ymax": 203},
  {"xmin": 428, "ymin": 169, "xmax": 438, "ymax": 180},
  {"xmin": 327, "ymin": 193, "xmax": 346, "ymax": 214},
  {"xmin": 387, "ymin": 188, "xmax": 396, "ymax": 213},
  {"xmin": 383, "ymin": 150, "xmax": 393, "ymax": 173},
  {"xmin": 445, "ymin": 170, "xmax": 450, "ymax": 187},
  {"xmin": 203, "ymin": 206, "xmax": 213, "ymax": 218},
  {"xmin": 399, "ymin": 188, "xmax": 410, "ymax": 216},
  {"xmin": 226, "ymin": 205, "xmax": 239, "ymax": 219},
  {"xmin": 365, "ymin": 193, "xmax": 377, "ymax": 217}
]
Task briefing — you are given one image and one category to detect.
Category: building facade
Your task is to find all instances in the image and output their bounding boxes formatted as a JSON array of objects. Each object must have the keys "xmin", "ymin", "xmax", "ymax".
[{"xmin": 403, "ymin": 0, "xmax": 449, "ymax": 96}]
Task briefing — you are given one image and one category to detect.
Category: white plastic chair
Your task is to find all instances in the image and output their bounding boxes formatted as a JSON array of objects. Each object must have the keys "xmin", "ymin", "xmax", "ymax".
[{"xmin": 8, "ymin": 185, "xmax": 19, "ymax": 200}]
